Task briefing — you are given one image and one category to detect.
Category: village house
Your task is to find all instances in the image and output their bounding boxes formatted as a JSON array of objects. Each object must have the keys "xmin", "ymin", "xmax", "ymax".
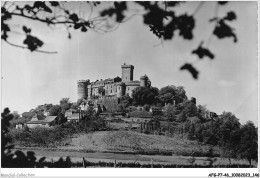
[
  {"xmin": 67, "ymin": 113, "xmax": 80, "ymax": 122},
  {"xmin": 149, "ymin": 106, "xmax": 163, "ymax": 115},
  {"xmin": 26, "ymin": 116, "xmax": 58, "ymax": 128},
  {"xmin": 15, "ymin": 123, "xmax": 24, "ymax": 129},
  {"xmin": 65, "ymin": 109, "xmax": 80, "ymax": 122}
]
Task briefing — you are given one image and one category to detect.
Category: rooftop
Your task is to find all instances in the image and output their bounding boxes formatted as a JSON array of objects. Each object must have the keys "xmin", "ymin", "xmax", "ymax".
[{"xmin": 27, "ymin": 116, "xmax": 57, "ymax": 124}]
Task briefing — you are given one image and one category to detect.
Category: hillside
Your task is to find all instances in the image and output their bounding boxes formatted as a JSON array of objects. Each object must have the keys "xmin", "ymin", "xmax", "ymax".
[{"xmin": 61, "ymin": 131, "xmax": 220, "ymax": 156}]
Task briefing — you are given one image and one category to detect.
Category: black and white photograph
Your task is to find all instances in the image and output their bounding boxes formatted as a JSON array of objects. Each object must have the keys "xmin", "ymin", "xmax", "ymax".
[{"xmin": 1, "ymin": 1, "xmax": 259, "ymax": 177}]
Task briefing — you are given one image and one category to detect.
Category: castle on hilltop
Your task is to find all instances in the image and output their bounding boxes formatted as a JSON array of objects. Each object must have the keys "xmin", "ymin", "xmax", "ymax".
[{"xmin": 77, "ymin": 63, "xmax": 151, "ymax": 100}]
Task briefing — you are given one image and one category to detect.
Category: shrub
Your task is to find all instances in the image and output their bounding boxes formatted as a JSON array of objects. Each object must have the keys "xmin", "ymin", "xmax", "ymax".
[
  {"xmin": 129, "ymin": 111, "xmax": 152, "ymax": 118},
  {"xmin": 9, "ymin": 129, "xmax": 31, "ymax": 143},
  {"xmin": 10, "ymin": 117, "xmax": 30, "ymax": 128},
  {"xmin": 143, "ymin": 104, "xmax": 151, "ymax": 112},
  {"xmin": 127, "ymin": 106, "xmax": 137, "ymax": 112}
]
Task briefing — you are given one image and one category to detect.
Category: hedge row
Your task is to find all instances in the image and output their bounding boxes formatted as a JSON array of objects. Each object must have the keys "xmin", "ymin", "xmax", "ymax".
[{"xmin": 36, "ymin": 159, "xmax": 253, "ymax": 168}]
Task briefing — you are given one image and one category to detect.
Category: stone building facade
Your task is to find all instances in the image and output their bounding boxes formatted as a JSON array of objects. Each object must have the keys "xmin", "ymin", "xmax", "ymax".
[{"xmin": 77, "ymin": 64, "xmax": 151, "ymax": 100}]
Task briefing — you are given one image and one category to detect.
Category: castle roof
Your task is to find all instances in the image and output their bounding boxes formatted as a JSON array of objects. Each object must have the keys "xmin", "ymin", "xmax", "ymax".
[
  {"xmin": 121, "ymin": 63, "xmax": 134, "ymax": 69},
  {"xmin": 124, "ymin": 80, "xmax": 140, "ymax": 86},
  {"xmin": 116, "ymin": 82, "xmax": 125, "ymax": 86},
  {"xmin": 44, "ymin": 116, "xmax": 57, "ymax": 122},
  {"xmin": 67, "ymin": 113, "xmax": 79, "ymax": 120},
  {"xmin": 90, "ymin": 77, "xmax": 122, "ymax": 86}
]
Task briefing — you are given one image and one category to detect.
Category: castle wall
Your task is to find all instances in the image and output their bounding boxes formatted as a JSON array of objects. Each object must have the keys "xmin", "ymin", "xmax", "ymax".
[
  {"xmin": 125, "ymin": 85, "xmax": 139, "ymax": 97},
  {"xmin": 104, "ymin": 83, "xmax": 117, "ymax": 96},
  {"xmin": 99, "ymin": 97, "xmax": 119, "ymax": 112},
  {"xmin": 79, "ymin": 64, "xmax": 150, "ymax": 100},
  {"xmin": 140, "ymin": 78, "xmax": 146, "ymax": 87},
  {"xmin": 116, "ymin": 84, "xmax": 126, "ymax": 98}
]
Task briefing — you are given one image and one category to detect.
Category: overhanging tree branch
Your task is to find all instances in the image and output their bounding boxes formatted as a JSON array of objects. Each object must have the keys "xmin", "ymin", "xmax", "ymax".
[
  {"xmin": 10, "ymin": 12, "xmax": 76, "ymax": 25},
  {"xmin": 5, "ymin": 40, "xmax": 58, "ymax": 54}
]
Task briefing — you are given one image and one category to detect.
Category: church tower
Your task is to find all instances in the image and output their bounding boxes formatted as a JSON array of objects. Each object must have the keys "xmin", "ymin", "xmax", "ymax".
[{"xmin": 121, "ymin": 63, "xmax": 134, "ymax": 82}]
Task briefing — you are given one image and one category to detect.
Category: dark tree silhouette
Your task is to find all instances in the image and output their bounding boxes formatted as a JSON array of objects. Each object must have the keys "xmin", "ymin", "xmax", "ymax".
[
  {"xmin": 1, "ymin": 1, "xmax": 238, "ymax": 79},
  {"xmin": 237, "ymin": 121, "xmax": 258, "ymax": 166},
  {"xmin": 132, "ymin": 86, "xmax": 159, "ymax": 105},
  {"xmin": 1, "ymin": 108, "xmax": 47, "ymax": 167}
]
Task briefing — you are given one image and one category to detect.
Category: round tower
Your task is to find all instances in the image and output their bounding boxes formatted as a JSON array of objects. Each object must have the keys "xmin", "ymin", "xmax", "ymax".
[
  {"xmin": 116, "ymin": 82, "xmax": 125, "ymax": 98},
  {"xmin": 77, "ymin": 80, "xmax": 88, "ymax": 100},
  {"xmin": 140, "ymin": 75, "xmax": 148, "ymax": 87}
]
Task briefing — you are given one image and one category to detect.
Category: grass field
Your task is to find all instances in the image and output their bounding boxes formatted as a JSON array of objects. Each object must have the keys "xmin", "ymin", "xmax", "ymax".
[
  {"xmin": 60, "ymin": 131, "xmax": 220, "ymax": 156},
  {"xmin": 15, "ymin": 131, "xmax": 257, "ymax": 167},
  {"xmin": 16, "ymin": 146, "xmax": 256, "ymax": 167},
  {"xmin": 18, "ymin": 149, "xmax": 255, "ymax": 167}
]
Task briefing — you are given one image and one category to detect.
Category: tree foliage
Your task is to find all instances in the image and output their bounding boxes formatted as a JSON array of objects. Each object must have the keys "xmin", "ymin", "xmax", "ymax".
[
  {"xmin": 158, "ymin": 85, "xmax": 187, "ymax": 105},
  {"xmin": 70, "ymin": 103, "xmax": 79, "ymax": 110},
  {"xmin": 164, "ymin": 104, "xmax": 177, "ymax": 122},
  {"xmin": 35, "ymin": 104, "xmax": 53, "ymax": 112},
  {"xmin": 1, "ymin": 108, "xmax": 47, "ymax": 167},
  {"xmin": 197, "ymin": 105, "xmax": 210, "ymax": 121},
  {"xmin": 60, "ymin": 98, "xmax": 71, "ymax": 112},
  {"xmin": 218, "ymin": 112, "xmax": 240, "ymax": 146},
  {"xmin": 98, "ymin": 86, "xmax": 105, "ymax": 96},
  {"xmin": 1, "ymin": 1, "xmax": 238, "ymax": 79},
  {"xmin": 182, "ymin": 101, "xmax": 198, "ymax": 118},
  {"xmin": 178, "ymin": 110, "xmax": 258, "ymax": 165},
  {"xmin": 237, "ymin": 121, "xmax": 258, "ymax": 165},
  {"xmin": 121, "ymin": 95, "xmax": 133, "ymax": 108},
  {"xmin": 132, "ymin": 86, "xmax": 159, "ymax": 106},
  {"xmin": 48, "ymin": 105, "xmax": 62, "ymax": 116}
]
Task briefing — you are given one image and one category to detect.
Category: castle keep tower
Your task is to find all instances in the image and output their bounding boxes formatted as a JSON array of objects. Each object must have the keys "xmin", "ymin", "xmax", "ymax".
[
  {"xmin": 77, "ymin": 80, "xmax": 89, "ymax": 100},
  {"xmin": 121, "ymin": 63, "xmax": 134, "ymax": 82}
]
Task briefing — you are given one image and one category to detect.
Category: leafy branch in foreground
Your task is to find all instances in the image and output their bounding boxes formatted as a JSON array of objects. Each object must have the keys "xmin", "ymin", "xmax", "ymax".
[{"xmin": 1, "ymin": 1, "xmax": 238, "ymax": 79}]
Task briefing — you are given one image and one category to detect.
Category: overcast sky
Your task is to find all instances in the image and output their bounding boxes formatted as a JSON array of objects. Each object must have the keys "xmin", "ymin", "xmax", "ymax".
[{"xmin": 1, "ymin": 1, "xmax": 258, "ymax": 125}]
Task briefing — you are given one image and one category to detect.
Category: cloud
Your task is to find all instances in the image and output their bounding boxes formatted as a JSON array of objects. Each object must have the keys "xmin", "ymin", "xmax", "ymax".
[{"xmin": 217, "ymin": 80, "xmax": 238, "ymax": 87}]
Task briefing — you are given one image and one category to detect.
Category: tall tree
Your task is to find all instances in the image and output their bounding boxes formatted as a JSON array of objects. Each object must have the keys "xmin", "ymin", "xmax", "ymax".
[
  {"xmin": 221, "ymin": 128, "xmax": 241, "ymax": 164},
  {"xmin": 60, "ymin": 98, "xmax": 71, "ymax": 112},
  {"xmin": 218, "ymin": 112, "xmax": 241, "ymax": 146},
  {"xmin": 217, "ymin": 112, "xmax": 241, "ymax": 163},
  {"xmin": 164, "ymin": 104, "xmax": 178, "ymax": 122},
  {"xmin": 237, "ymin": 121, "xmax": 258, "ymax": 166},
  {"xmin": 181, "ymin": 100, "xmax": 198, "ymax": 118}
]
